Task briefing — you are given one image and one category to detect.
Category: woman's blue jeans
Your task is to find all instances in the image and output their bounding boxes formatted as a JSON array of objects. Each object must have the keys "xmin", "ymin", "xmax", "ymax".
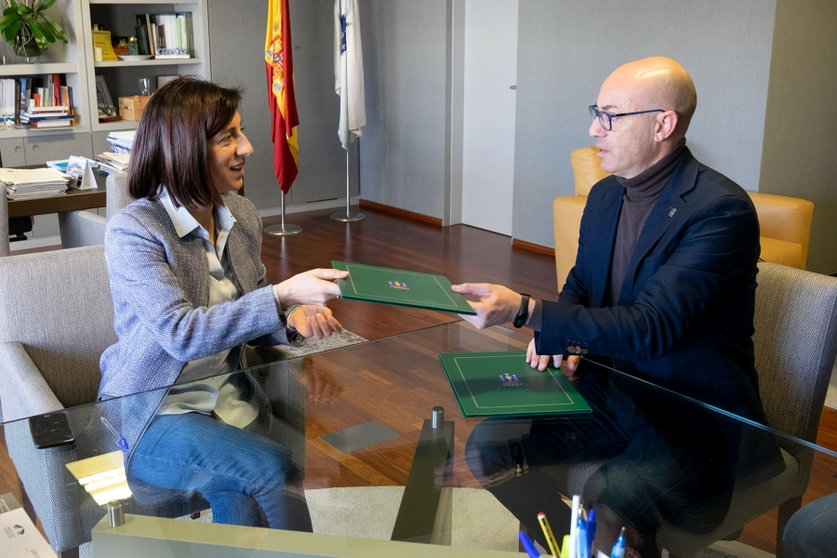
[{"xmin": 128, "ymin": 412, "xmax": 312, "ymax": 531}]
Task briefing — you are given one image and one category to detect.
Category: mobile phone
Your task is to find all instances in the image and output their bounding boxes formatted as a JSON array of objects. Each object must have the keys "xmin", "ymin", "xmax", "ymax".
[{"xmin": 28, "ymin": 412, "xmax": 75, "ymax": 449}]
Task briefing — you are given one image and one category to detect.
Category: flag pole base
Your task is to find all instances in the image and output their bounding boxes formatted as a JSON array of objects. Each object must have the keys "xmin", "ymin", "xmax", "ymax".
[
  {"xmin": 265, "ymin": 224, "xmax": 303, "ymax": 236},
  {"xmin": 330, "ymin": 211, "xmax": 365, "ymax": 222}
]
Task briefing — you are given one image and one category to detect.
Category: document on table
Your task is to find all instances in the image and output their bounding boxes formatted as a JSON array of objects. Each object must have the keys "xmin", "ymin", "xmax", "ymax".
[
  {"xmin": 332, "ymin": 261, "xmax": 476, "ymax": 314},
  {"xmin": 439, "ymin": 351, "xmax": 592, "ymax": 417},
  {"xmin": 0, "ymin": 167, "xmax": 70, "ymax": 186},
  {"xmin": 0, "ymin": 494, "xmax": 57, "ymax": 558}
]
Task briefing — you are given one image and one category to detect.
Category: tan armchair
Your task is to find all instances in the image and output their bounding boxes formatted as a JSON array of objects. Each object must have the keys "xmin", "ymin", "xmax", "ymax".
[{"xmin": 552, "ymin": 147, "xmax": 815, "ymax": 290}]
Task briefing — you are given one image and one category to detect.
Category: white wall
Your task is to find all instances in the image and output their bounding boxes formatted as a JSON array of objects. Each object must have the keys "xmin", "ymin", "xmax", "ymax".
[{"xmin": 512, "ymin": 0, "xmax": 776, "ymax": 248}]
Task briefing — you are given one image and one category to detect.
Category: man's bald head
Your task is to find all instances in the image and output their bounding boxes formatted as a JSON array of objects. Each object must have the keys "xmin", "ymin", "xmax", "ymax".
[{"xmin": 603, "ymin": 57, "xmax": 697, "ymax": 139}]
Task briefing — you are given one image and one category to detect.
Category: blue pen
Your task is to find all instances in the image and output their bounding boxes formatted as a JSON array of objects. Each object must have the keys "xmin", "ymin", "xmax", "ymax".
[
  {"xmin": 610, "ymin": 526, "xmax": 626, "ymax": 558},
  {"xmin": 519, "ymin": 531, "xmax": 541, "ymax": 558},
  {"xmin": 100, "ymin": 416, "xmax": 129, "ymax": 450},
  {"xmin": 587, "ymin": 509, "xmax": 597, "ymax": 551},
  {"xmin": 577, "ymin": 516, "xmax": 589, "ymax": 558}
]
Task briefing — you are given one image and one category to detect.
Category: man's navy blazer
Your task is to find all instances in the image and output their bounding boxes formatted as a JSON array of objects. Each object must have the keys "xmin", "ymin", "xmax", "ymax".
[{"xmin": 536, "ymin": 148, "xmax": 763, "ymax": 418}]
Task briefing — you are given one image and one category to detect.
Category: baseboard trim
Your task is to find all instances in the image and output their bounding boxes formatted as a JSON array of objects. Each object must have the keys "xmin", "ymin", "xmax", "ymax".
[
  {"xmin": 512, "ymin": 238, "xmax": 554, "ymax": 256},
  {"xmin": 358, "ymin": 199, "xmax": 443, "ymax": 226},
  {"xmin": 259, "ymin": 196, "xmax": 356, "ymax": 218}
]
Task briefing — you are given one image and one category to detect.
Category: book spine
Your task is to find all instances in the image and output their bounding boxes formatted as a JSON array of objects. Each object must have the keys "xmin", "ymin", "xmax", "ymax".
[
  {"xmin": 185, "ymin": 12, "xmax": 194, "ymax": 56},
  {"xmin": 42, "ymin": 75, "xmax": 51, "ymax": 106},
  {"xmin": 135, "ymin": 18, "xmax": 149, "ymax": 55},
  {"xmin": 14, "ymin": 79, "xmax": 20, "ymax": 125},
  {"xmin": 67, "ymin": 85, "xmax": 74, "ymax": 123},
  {"xmin": 146, "ymin": 14, "xmax": 156, "ymax": 54},
  {"xmin": 176, "ymin": 14, "xmax": 184, "ymax": 51},
  {"xmin": 52, "ymin": 74, "xmax": 61, "ymax": 107}
]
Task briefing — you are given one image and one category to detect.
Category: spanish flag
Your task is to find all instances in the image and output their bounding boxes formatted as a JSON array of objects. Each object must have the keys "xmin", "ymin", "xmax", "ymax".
[{"xmin": 265, "ymin": 0, "xmax": 299, "ymax": 194}]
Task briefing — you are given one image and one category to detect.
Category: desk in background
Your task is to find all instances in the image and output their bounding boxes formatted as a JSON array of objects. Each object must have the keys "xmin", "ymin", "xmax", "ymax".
[{"xmin": 0, "ymin": 170, "xmax": 108, "ymax": 255}]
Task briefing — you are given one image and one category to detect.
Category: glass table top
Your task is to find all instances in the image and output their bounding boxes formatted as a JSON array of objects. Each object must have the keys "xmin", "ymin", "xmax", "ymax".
[{"xmin": 2, "ymin": 321, "xmax": 835, "ymax": 557}]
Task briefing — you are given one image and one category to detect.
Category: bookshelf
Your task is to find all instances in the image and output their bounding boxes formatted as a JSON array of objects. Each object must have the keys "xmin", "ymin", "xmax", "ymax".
[
  {"xmin": 80, "ymin": 0, "xmax": 210, "ymax": 134},
  {"xmin": 0, "ymin": 0, "xmax": 91, "ymax": 143}
]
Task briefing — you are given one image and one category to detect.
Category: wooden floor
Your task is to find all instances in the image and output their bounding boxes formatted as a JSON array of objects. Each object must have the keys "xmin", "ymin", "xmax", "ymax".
[{"xmin": 1, "ymin": 203, "xmax": 836, "ymax": 555}]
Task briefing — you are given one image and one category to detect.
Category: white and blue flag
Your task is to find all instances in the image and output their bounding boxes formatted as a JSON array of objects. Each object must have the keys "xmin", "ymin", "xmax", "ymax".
[{"xmin": 334, "ymin": 0, "xmax": 365, "ymax": 150}]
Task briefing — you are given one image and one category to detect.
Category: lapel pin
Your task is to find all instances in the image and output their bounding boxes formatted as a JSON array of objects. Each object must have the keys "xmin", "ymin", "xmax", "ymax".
[{"xmin": 668, "ymin": 207, "xmax": 677, "ymax": 217}]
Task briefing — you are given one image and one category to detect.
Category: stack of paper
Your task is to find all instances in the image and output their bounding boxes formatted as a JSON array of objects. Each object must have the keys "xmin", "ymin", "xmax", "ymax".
[
  {"xmin": 0, "ymin": 167, "xmax": 71, "ymax": 199},
  {"xmin": 96, "ymin": 152, "xmax": 130, "ymax": 174},
  {"xmin": 106, "ymin": 130, "xmax": 136, "ymax": 153}
]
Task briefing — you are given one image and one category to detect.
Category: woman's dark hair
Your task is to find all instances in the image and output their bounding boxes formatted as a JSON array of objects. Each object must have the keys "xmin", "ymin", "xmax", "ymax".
[{"xmin": 127, "ymin": 77, "xmax": 242, "ymax": 209}]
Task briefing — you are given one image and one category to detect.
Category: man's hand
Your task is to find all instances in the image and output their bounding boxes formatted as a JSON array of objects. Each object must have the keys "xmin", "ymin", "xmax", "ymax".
[
  {"xmin": 288, "ymin": 305, "xmax": 343, "ymax": 340},
  {"xmin": 451, "ymin": 282, "xmax": 521, "ymax": 329},
  {"xmin": 525, "ymin": 338, "xmax": 581, "ymax": 378}
]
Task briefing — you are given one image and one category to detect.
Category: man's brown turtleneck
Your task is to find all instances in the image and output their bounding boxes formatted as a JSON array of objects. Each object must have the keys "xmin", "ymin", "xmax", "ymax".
[{"xmin": 604, "ymin": 138, "xmax": 687, "ymax": 306}]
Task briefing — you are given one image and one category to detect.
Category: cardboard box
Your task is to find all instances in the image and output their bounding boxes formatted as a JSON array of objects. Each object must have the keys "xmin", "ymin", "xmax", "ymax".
[{"xmin": 118, "ymin": 95, "xmax": 150, "ymax": 121}]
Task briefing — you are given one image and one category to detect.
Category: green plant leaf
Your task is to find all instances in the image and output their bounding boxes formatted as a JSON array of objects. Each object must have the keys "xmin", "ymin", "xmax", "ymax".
[
  {"xmin": 14, "ymin": 4, "xmax": 32, "ymax": 17},
  {"xmin": 38, "ymin": 0, "xmax": 59, "ymax": 12},
  {"xmin": 0, "ymin": 12, "xmax": 20, "ymax": 30},
  {"xmin": 38, "ymin": 13, "xmax": 66, "ymax": 42},
  {"xmin": 26, "ymin": 19, "xmax": 52, "ymax": 50},
  {"xmin": 0, "ymin": 17, "xmax": 22, "ymax": 44}
]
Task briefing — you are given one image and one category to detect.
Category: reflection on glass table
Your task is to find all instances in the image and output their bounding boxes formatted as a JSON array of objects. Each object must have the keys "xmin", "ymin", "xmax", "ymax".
[{"xmin": 1, "ymin": 321, "xmax": 835, "ymax": 558}]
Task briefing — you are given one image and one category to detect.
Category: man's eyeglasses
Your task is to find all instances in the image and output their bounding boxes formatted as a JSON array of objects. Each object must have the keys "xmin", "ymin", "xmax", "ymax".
[{"xmin": 589, "ymin": 105, "xmax": 665, "ymax": 131}]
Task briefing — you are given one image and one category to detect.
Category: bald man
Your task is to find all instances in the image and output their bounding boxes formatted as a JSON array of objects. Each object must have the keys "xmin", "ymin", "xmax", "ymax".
[
  {"xmin": 454, "ymin": 56, "xmax": 762, "ymax": 414},
  {"xmin": 456, "ymin": 58, "xmax": 773, "ymax": 552}
]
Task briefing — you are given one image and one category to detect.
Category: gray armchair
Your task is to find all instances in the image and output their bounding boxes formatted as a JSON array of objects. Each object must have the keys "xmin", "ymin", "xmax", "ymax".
[
  {"xmin": 58, "ymin": 172, "xmax": 132, "ymax": 249},
  {"xmin": 560, "ymin": 262, "xmax": 837, "ymax": 557},
  {"xmin": 658, "ymin": 262, "xmax": 837, "ymax": 557},
  {"xmin": 0, "ymin": 246, "xmax": 122, "ymax": 554},
  {"xmin": 0, "ymin": 245, "xmax": 308, "ymax": 555}
]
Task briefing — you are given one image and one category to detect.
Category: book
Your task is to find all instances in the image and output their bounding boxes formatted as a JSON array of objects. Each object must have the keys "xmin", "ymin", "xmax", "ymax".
[
  {"xmin": 25, "ymin": 105, "xmax": 70, "ymax": 113},
  {"xmin": 135, "ymin": 17, "xmax": 150, "ymax": 55},
  {"xmin": 332, "ymin": 261, "xmax": 477, "ymax": 314},
  {"xmin": 52, "ymin": 74, "xmax": 61, "ymax": 107},
  {"xmin": 30, "ymin": 119, "xmax": 73, "ymax": 128},
  {"xmin": 153, "ymin": 12, "xmax": 190, "ymax": 58},
  {"xmin": 91, "ymin": 30, "xmax": 119, "ymax": 61},
  {"xmin": 13, "ymin": 79, "xmax": 20, "ymax": 125},
  {"xmin": 23, "ymin": 113, "xmax": 73, "ymax": 121},
  {"xmin": 439, "ymin": 351, "xmax": 592, "ymax": 417}
]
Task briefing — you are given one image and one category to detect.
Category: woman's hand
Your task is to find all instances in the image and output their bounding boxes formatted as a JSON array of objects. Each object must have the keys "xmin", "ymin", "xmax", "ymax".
[
  {"xmin": 275, "ymin": 268, "xmax": 348, "ymax": 307},
  {"xmin": 288, "ymin": 305, "xmax": 343, "ymax": 340}
]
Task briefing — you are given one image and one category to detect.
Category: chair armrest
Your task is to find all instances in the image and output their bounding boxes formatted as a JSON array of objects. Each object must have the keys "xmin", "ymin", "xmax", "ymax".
[
  {"xmin": 748, "ymin": 192, "xmax": 814, "ymax": 268},
  {"xmin": 553, "ymin": 195, "xmax": 587, "ymax": 291},
  {"xmin": 58, "ymin": 210, "xmax": 106, "ymax": 249},
  {"xmin": 0, "ymin": 341, "xmax": 63, "ymax": 423}
]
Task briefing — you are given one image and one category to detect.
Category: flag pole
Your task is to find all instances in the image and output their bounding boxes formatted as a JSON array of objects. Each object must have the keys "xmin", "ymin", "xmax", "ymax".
[
  {"xmin": 331, "ymin": 146, "xmax": 364, "ymax": 222},
  {"xmin": 265, "ymin": 191, "xmax": 302, "ymax": 235}
]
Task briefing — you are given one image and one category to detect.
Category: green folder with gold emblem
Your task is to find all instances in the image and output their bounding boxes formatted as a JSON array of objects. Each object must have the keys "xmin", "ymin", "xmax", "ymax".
[
  {"xmin": 332, "ymin": 261, "xmax": 476, "ymax": 314},
  {"xmin": 439, "ymin": 351, "xmax": 591, "ymax": 417}
]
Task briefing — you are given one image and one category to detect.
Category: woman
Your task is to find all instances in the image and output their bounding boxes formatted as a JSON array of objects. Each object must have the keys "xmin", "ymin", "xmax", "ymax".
[{"xmin": 99, "ymin": 77, "xmax": 346, "ymax": 530}]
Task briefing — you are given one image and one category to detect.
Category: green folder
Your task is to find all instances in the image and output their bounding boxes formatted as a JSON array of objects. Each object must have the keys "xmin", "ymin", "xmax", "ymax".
[
  {"xmin": 439, "ymin": 351, "xmax": 592, "ymax": 417},
  {"xmin": 333, "ymin": 261, "xmax": 476, "ymax": 315}
]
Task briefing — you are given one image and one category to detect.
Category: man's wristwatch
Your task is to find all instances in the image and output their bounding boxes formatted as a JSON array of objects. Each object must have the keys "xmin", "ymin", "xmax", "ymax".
[{"xmin": 513, "ymin": 293, "xmax": 530, "ymax": 328}]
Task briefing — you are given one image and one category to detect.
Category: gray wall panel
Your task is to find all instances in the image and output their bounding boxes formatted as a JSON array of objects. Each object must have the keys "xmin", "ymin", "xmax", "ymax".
[
  {"xmin": 359, "ymin": 0, "xmax": 448, "ymax": 219},
  {"xmin": 512, "ymin": 0, "xmax": 776, "ymax": 249},
  {"xmin": 207, "ymin": 0, "xmax": 353, "ymax": 210},
  {"xmin": 760, "ymin": 0, "xmax": 837, "ymax": 274}
]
